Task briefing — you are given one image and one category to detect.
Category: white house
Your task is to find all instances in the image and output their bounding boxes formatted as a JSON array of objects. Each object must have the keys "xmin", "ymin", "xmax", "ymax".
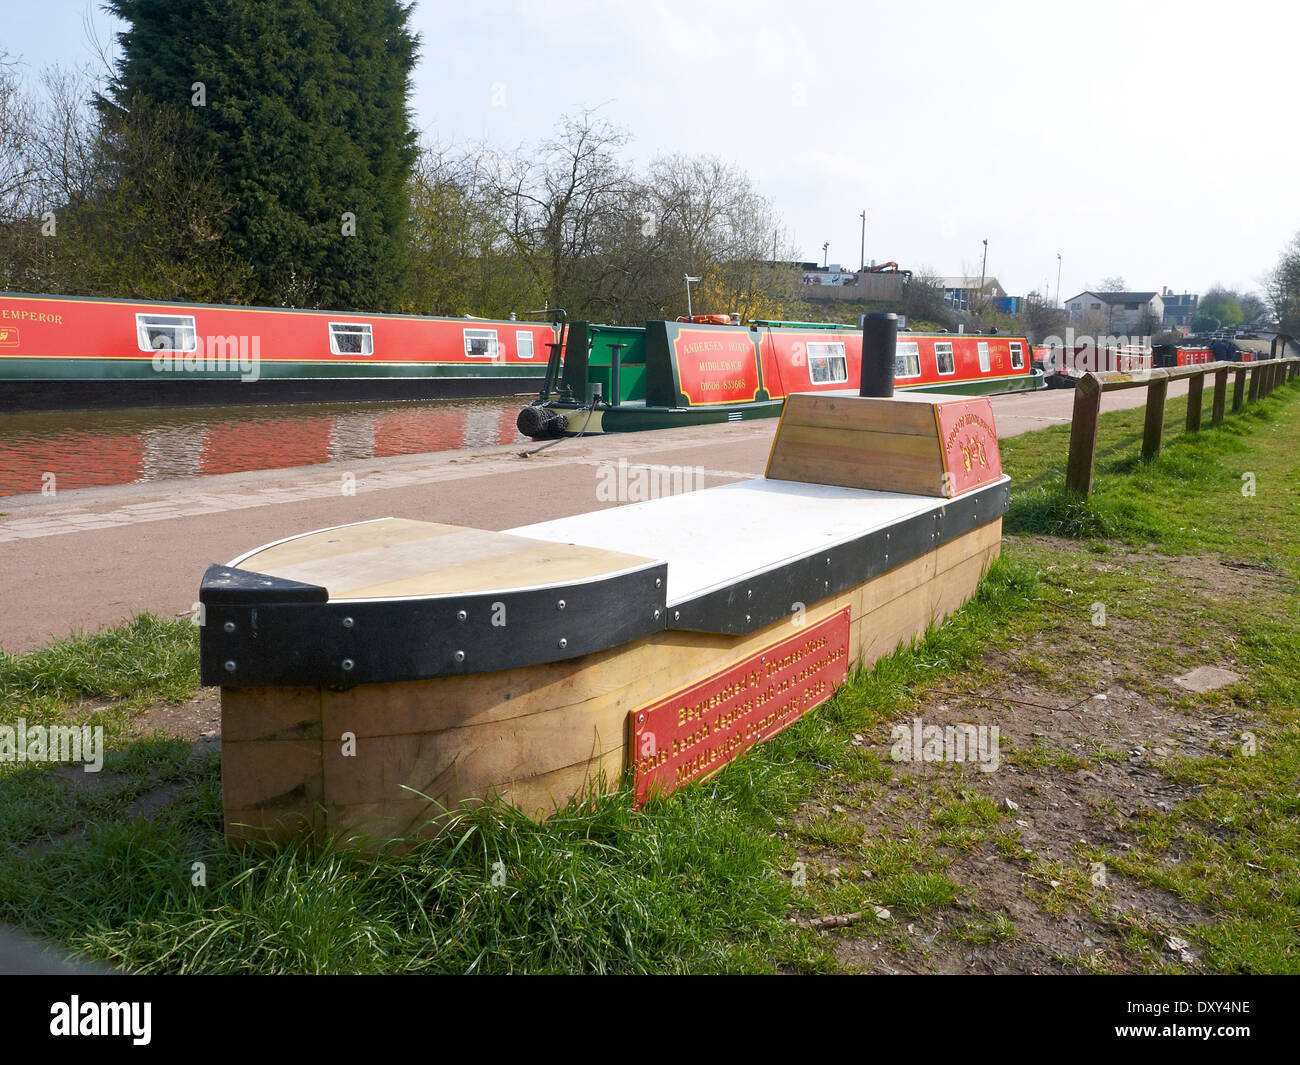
[{"xmin": 1065, "ymin": 291, "xmax": 1165, "ymax": 332}]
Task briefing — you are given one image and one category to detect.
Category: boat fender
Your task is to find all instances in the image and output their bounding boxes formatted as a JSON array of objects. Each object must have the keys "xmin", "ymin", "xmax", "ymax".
[{"xmin": 516, "ymin": 404, "xmax": 570, "ymax": 439}]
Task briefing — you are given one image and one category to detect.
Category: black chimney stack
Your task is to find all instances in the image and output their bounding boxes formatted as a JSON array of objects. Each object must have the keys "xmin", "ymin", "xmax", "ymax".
[{"xmin": 860, "ymin": 312, "xmax": 897, "ymax": 397}]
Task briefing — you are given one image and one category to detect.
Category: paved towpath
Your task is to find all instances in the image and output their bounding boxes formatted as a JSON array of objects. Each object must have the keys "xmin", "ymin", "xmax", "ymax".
[{"xmin": 0, "ymin": 381, "xmax": 1189, "ymax": 652}]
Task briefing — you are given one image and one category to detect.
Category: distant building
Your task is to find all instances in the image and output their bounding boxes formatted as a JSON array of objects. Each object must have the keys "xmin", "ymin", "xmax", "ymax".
[
  {"xmin": 1064, "ymin": 291, "xmax": 1165, "ymax": 332},
  {"xmin": 1160, "ymin": 288, "xmax": 1199, "ymax": 330},
  {"xmin": 940, "ymin": 277, "xmax": 1007, "ymax": 313}
]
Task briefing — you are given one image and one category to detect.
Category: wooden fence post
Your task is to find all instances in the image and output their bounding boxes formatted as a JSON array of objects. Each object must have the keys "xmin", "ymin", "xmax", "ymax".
[
  {"xmin": 1143, "ymin": 377, "xmax": 1169, "ymax": 460},
  {"xmin": 1248, "ymin": 366, "xmax": 1261, "ymax": 403},
  {"xmin": 1065, "ymin": 375, "xmax": 1103, "ymax": 497},
  {"xmin": 1186, "ymin": 371, "xmax": 1205, "ymax": 432},
  {"xmin": 1233, "ymin": 369, "xmax": 1246, "ymax": 410},
  {"xmin": 1211, "ymin": 366, "xmax": 1228, "ymax": 425}
]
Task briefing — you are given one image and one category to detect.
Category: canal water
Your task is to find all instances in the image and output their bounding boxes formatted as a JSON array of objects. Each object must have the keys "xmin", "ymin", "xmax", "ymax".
[{"xmin": 0, "ymin": 396, "xmax": 529, "ymax": 497}]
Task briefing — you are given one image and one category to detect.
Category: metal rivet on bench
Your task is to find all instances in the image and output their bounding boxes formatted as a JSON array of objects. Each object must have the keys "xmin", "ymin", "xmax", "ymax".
[
  {"xmin": 224, "ymin": 660, "xmax": 236, "ymax": 673},
  {"xmin": 342, "ymin": 616, "xmax": 354, "ymax": 628},
  {"xmin": 223, "ymin": 621, "xmax": 235, "ymax": 633},
  {"xmin": 454, "ymin": 650, "xmax": 466, "ymax": 662},
  {"xmin": 655, "ymin": 578, "xmax": 662, "ymax": 588},
  {"xmin": 558, "ymin": 637, "xmax": 568, "ymax": 649},
  {"xmin": 341, "ymin": 659, "xmax": 354, "ymax": 671},
  {"xmin": 557, "ymin": 599, "xmax": 566, "ymax": 610},
  {"xmin": 456, "ymin": 610, "xmax": 467, "ymax": 622},
  {"xmin": 673, "ymin": 610, "xmax": 680, "ymax": 621}
]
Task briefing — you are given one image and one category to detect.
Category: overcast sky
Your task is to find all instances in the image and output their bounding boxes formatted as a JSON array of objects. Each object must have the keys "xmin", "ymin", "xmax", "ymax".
[{"xmin": 10, "ymin": 0, "xmax": 1298, "ymax": 302}]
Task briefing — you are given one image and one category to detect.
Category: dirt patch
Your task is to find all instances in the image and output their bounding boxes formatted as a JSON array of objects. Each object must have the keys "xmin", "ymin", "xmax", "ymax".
[
  {"xmin": 134, "ymin": 688, "xmax": 221, "ymax": 749},
  {"xmin": 51, "ymin": 765, "xmax": 130, "ymax": 795},
  {"xmin": 1025, "ymin": 535, "xmax": 1292, "ymax": 597},
  {"xmin": 21, "ymin": 690, "xmax": 221, "ymax": 857},
  {"xmin": 124, "ymin": 783, "xmax": 186, "ymax": 819},
  {"xmin": 789, "ymin": 543, "xmax": 1279, "ymax": 974}
]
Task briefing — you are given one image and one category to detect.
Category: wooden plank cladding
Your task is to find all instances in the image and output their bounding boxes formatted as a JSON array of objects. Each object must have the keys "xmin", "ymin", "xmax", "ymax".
[
  {"xmin": 767, "ymin": 391, "xmax": 1003, "ymax": 498},
  {"xmin": 220, "ymin": 517, "xmax": 1002, "ymax": 849}
]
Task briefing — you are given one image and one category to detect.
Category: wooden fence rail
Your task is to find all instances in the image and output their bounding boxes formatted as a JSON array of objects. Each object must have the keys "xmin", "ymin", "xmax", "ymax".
[{"xmin": 1065, "ymin": 356, "xmax": 1300, "ymax": 497}]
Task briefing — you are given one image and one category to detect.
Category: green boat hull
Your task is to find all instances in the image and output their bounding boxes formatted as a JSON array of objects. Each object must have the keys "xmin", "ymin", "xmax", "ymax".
[{"xmin": 544, "ymin": 371, "xmax": 1044, "ymax": 434}]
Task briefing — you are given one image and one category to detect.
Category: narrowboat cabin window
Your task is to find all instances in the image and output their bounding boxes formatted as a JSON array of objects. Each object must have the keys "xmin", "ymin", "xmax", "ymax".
[
  {"xmin": 516, "ymin": 331, "xmax": 535, "ymax": 359},
  {"xmin": 977, "ymin": 342, "xmax": 991, "ymax": 373},
  {"xmin": 895, "ymin": 341, "xmax": 921, "ymax": 378},
  {"xmin": 464, "ymin": 328, "xmax": 499, "ymax": 358},
  {"xmin": 807, "ymin": 341, "xmax": 848, "ymax": 383},
  {"xmin": 329, "ymin": 322, "xmax": 373, "ymax": 356},
  {"xmin": 1009, "ymin": 341, "xmax": 1024, "ymax": 369},
  {"xmin": 136, "ymin": 314, "xmax": 197, "ymax": 353},
  {"xmin": 934, "ymin": 341, "xmax": 955, "ymax": 375}
]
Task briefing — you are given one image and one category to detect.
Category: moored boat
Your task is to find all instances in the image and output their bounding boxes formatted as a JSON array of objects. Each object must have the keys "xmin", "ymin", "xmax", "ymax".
[
  {"xmin": 0, "ymin": 292, "xmax": 561, "ymax": 412},
  {"xmin": 1153, "ymin": 337, "xmax": 1264, "ymax": 367},
  {"xmin": 517, "ymin": 316, "xmax": 1042, "ymax": 437}
]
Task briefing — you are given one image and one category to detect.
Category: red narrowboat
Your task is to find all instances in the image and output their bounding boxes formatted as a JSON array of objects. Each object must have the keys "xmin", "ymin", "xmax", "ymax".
[{"xmin": 0, "ymin": 292, "xmax": 560, "ymax": 412}]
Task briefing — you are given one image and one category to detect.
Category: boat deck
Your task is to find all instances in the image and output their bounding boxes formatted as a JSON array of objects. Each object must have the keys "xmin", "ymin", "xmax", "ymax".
[
  {"xmin": 509, "ymin": 476, "xmax": 989, "ymax": 607},
  {"xmin": 229, "ymin": 517, "xmax": 660, "ymax": 600}
]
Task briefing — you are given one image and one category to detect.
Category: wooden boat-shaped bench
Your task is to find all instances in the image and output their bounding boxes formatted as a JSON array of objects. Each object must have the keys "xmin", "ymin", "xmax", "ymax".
[{"xmin": 201, "ymin": 316, "xmax": 1009, "ymax": 847}]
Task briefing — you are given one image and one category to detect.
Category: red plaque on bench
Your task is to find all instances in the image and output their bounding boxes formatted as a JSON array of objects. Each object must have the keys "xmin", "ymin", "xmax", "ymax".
[
  {"xmin": 933, "ymin": 399, "xmax": 1003, "ymax": 497},
  {"xmin": 631, "ymin": 608, "xmax": 852, "ymax": 804}
]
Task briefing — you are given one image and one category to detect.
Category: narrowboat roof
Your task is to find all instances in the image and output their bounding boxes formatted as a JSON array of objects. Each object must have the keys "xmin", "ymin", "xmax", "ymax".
[
  {"xmin": 0, "ymin": 290, "xmax": 545, "ymax": 326},
  {"xmin": 748, "ymin": 319, "xmax": 860, "ymax": 330}
]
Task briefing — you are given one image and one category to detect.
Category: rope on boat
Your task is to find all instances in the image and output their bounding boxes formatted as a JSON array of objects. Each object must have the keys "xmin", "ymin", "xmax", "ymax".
[{"xmin": 764, "ymin": 323, "xmax": 789, "ymax": 400}]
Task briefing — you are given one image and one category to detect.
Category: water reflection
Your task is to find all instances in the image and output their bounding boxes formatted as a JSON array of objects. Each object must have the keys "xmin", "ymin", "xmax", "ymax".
[{"xmin": 0, "ymin": 397, "xmax": 527, "ymax": 496}]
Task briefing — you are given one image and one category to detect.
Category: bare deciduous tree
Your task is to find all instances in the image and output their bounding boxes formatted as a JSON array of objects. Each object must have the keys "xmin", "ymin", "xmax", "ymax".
[
  {"xmin": 1268, "ymin": 233, "xmax": 1300, "ymax": 338},
  {"xmin": 492, "ymin": 110, "xmax": 633, "ymax": 315},
  {"xmin": 0, "ymin": 54, "xmax": 38, "ymax": 219}
]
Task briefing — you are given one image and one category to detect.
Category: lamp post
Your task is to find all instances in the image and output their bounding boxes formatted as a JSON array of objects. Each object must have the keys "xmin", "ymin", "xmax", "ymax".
[
  {"xmin": 859, "ymin": 210, "xmax": 866, "ymax": 271},
  {"xmin": 1056, "ymin": 253, "xmax": 1063, "ymax": 308},
  {"xmin": 822, "ymin": 242, "xmax": 830, "ymax": 269},
  {"xmin": 979, "ymin": 239, "xmax": 988, "ymax": 303},
  {"xmin": 684, "ymin": 274, "xmax": 701, "ymax": 317}
]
